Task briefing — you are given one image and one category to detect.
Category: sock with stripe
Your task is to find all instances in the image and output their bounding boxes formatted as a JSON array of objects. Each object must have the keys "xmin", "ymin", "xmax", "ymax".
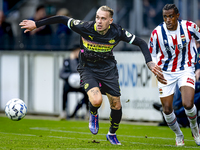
[
  {"xmin": 184, "ymin": 105, "xmax": 198, "ymax": 129},
  {"xmin": 109, "ymin": 108, "xmax": 122, "ymax": 134},
  {"xmin": 89, "ymin": 102, "xmax": 99, "ymax": 115},
  {"xmin": 163, "ymin": 111, "xmax": 183, "ymax": 137}
]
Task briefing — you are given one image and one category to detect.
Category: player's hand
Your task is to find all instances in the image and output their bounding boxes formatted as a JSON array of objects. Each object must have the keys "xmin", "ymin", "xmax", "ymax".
[
  {"xmin": 19, "ymin": 20, "xmax": 37, "ymax": 33},
  {"xmin": 147, "ymin": 61, "xmax": 167, "ymax": 85}
]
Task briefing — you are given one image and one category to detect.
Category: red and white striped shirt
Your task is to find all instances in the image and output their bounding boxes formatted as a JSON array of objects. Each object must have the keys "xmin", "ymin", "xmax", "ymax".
[{"xmin": 148, "ymin": 20, "xmax": 200, "ymax": 72}]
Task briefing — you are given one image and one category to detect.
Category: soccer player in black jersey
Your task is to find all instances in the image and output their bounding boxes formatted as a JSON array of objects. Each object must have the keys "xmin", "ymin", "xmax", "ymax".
[{"xmin": 20, "ymin": 5, "xmax": 166, "ymax": 145}]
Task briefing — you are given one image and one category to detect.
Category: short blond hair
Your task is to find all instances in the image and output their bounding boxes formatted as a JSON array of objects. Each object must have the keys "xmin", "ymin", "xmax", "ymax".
[{"xmin": 97, "ymin": 6, "xmax": 114, "ymax": 18}]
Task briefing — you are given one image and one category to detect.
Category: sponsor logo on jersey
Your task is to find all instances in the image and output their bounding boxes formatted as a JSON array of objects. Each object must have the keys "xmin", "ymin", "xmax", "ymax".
[
  {"xmin": 187, "ymin": 77, "xmax": 194, "ymax": 85},
  {"xmin": 165, "ymin": 46, "xmax": 170, "ymax": 51},
  {"xmin": 84, "ymin": 83, "xmax": 89, "ymax": 89},
  {"xmin": 109, "ymin": 39, "xmax": 115, "ymax": 44},
  {"xmin": 125, "ymin": 31, "xmax": 132, "ymax": 37},
  {"xmin": 150, "ymin": 41, "xmax": 153, "ymax": 47},
  {"xmin": 82, "ymin": 37, "xmax": 114, "ymax": 52},
  {"xmin": 159, "ymin": 88, "xmax": 163, "ymax": 95}
]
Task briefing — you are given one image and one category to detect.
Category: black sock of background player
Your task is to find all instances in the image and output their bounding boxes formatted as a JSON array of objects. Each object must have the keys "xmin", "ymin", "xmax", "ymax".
[
  {"xmin": 89, "ymin": 102, "xmax": 100, "ymax": 115},
  {"xmin": 109, "ymin": 108, "xmax": 122, "ymax": 134}
]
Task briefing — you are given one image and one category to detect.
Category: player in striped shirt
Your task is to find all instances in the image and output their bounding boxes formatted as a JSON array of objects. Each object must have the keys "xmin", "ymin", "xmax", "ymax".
[{"xmin": 148, "ymin": 4, "xmax": 200, "ymax": 146}]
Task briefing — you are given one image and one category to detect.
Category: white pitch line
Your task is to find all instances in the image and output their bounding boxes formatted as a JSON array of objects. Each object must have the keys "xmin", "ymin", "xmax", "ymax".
[
  {"xmin": 0, "ymin": 131, "xmax": 199, "ymax": 149},
  {"xmin": 129, "ymin": 141, "xmax": 200, "ymax": 149},
  {"xmin": 29, "ymin": 127, "xmax": 195, "ymax": 142},
  {"xmin": 0, "ymin": 132, "xmax": 36, "ymax": 137}
]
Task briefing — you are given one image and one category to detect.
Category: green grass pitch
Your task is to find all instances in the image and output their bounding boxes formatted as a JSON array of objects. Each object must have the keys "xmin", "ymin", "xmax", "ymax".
[{"xmin": 0, "ymin": 115, "xmax": 199, "ymax": 150}]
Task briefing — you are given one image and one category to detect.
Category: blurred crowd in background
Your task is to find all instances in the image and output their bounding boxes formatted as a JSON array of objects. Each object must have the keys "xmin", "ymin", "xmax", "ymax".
[{"xmin": 0, "ymin": 0, "xmax": 200, "ymax": 51}]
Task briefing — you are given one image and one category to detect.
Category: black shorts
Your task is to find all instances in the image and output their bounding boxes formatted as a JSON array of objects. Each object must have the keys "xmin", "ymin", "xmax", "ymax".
[{"xmin": 77, "ymin": 61, "xmax": 121, "ymax": 97}]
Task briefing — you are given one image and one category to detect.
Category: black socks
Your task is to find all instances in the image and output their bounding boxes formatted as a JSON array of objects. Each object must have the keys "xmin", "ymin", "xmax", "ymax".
[
  {"xmin": 109, "ymin": 108, "xmax": 122, "ymax": 134},
  {"xmin": 89, "ymin": 102, "xmax": 100, "ymax": 115}
]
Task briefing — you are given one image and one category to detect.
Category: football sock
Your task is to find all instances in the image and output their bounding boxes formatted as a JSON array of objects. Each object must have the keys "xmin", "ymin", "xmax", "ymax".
[
  {"xmin": 109, "ymin": 108, "xmax": 122, "ymax": 134},
  {"xmin": 89, "ymin": 102, "xmax": 99, "ymax": 115},
  {"xmin": 185, "ymin": 105, "xmax": 198, "ymax": 129},
  {"xmin": 108, "ymin": 131, "xmax": 115, "ymax": 135},
  {"xmin": 163, "ymin": 111, "xmax": 183, "ymax": 136}
]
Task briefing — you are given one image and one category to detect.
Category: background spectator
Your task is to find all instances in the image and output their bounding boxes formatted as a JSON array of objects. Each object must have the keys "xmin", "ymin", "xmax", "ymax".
[
  {"xmin": 29, "ymin": 4, "xmax": 52, "ymax": 36},
  {"xmin": 53, "ymin": 8, "xmax": 72, "ymax": 50},
  {"xmin": 0, "ymin": 10, "xmax": 13, "ymax": 50},
  {"xmin": 143, "ymin": 0, "xmax": 156, "ymax": 30},
  {"xmin": 22, "ymin": 4, "xmax": 52, "ymax": 50}
]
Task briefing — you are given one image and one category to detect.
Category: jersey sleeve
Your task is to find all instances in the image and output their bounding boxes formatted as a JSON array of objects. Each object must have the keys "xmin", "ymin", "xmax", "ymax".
[
  {"xmin": 148, "ymin": 29, "xmax": 158, "ymax": 63},
  {"xmin": 119, "ymin": 27, "xmax": 152, "ymax": 63},
  {"xmin": 68, "ymin": 19, "xmax": 88, "ymax": 35},
  {"xmin": 36, "ymin": 16, "xmax": 88, "ymax": 36},
  {"xmin": 188, "ymin": 21, "xmax": 200, "ymax": 41},
  {"xmin": 120, "ymin": 28, "xmax": 136, "ymax": 44},
  {"xmin": 36, "ymin": 16, "xmax": 70, "ymax": 28}
]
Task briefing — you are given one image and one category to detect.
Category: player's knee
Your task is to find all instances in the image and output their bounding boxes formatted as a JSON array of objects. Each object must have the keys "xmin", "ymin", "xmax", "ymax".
[
  {"xmin": 110, "ymin": 103, "xmax": 121, "ymax": 110},
  {"xmin": 163, "ymin": 107, "xmax": 173, "ymax": 115},
  {"xmin": 90, "ymin": 97, "xmax": 103, "ymax": 107},
  {"xmin": 183, "ymin": 102, "xmax": 193, "ymax": 110}
]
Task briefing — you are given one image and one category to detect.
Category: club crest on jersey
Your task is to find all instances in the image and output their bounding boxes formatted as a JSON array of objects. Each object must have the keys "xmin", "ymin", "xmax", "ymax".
[
  {"xmin": 84, "ymin": 83, "xmax": 89, "ymax": 89},
  {"xmin": 125, "ymin": 31, "xmax": 132, "ymax": 37},
  {"xmin": 181, "ymin": 34, "xmax": 186, "ymax": 41},
  {"xmin": 159, "ymin": 88, "xmax": 163, "ymax": 95},
  {"xmin": 73, "ymin": 20, "xmax": 81, "ymax": 25},
  {"xmin": 109, "ymin": 39, "xmax": 115, "ymax": 44}
]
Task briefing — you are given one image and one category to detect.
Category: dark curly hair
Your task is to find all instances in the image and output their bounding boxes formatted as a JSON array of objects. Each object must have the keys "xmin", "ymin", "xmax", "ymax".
[{"xmin": 163, "ymin": 4, "xmax": 179, "ymax": 14}]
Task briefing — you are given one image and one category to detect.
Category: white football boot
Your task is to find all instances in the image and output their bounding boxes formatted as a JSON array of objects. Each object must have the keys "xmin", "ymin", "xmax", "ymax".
[
  {"xmin": 176, "ymin": 135, "xmax": 185, "ymax": 146},
  {"xmin": 191, "ymin": 126, "xmax": 200, "ymax": 146}
]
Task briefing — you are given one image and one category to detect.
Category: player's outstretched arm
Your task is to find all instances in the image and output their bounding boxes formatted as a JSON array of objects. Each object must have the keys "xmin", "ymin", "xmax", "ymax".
[
  {"xmin": 131, "ymin": 36, "xmax": 167, "ymax": 85},
  {"xmin": 19, "ymin": 20, "xmax": 36, "ymax": 33},
  {"xmin": 19, "ymin": 16, "xmax": 70, "ymax": 33}
]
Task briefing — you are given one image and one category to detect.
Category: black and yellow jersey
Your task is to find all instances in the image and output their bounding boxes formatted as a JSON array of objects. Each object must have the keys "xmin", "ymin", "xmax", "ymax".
[
  {"xmin": 36, "ymin": 16, "xmax": 135, "ymax": 60},
  {"xmin": 68, "ymin": 19, "xmax": 135, "ymax": 52},
  {"xmin": 36, "ymin": 15, "xmax": 151, "ymax": 68},
  {"xmin": 35, "ymin": 15, "xmax": 152, "ymax": 94}
]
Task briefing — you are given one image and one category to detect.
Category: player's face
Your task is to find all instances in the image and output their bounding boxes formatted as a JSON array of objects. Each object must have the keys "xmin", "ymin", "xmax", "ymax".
[
  {"xmin": 95, "ymin": 9, "xmax": 113, "ymax": 34},
  {"xmin": 163, "ymin": 9, "xmax": 179, "ymax": 31}
]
